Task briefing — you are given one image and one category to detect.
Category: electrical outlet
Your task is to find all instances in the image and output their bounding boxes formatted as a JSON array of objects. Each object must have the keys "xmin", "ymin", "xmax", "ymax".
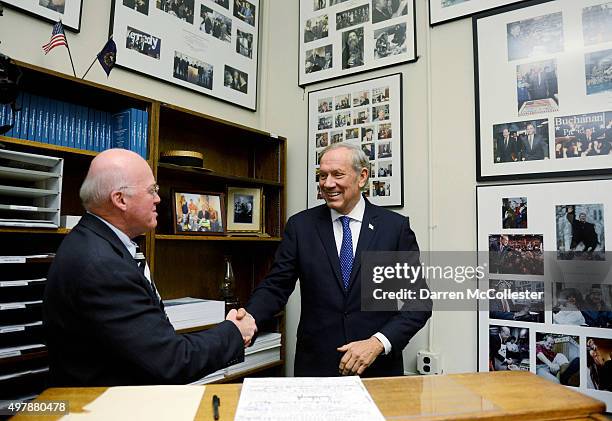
[{"xmin": 417, "ymin": 350, "xmax": 442, "ymax": 375}]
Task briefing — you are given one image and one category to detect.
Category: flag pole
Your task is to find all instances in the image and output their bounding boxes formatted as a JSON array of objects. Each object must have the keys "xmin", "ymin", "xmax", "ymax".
[
  {"xmin": 81, "ymin": 57, "xmax": 97, "ymax": 80},
  {"xmin": 61, "ymin": 21, "xmax": 77, "ymax": 78}
]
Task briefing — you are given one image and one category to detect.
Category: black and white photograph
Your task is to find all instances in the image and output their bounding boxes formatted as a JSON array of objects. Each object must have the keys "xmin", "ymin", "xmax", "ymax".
[
  {"xmin": 489, "ymin": 279, "xmax": 544, "ymax": 323},
  {"xmin": 207, "ymin": 10, "xmax": 232, "ymax": 43},
  {"xmin": 585, "ymin": 49, "xmax": 612, "ymax": 96},
  {"xmin": 308, "ymin": 74, "xmax": 403, "ymax": 207},
  {"xmin": 334, "ymin": 93, "xmax": 351, "ymax": 110},
  {"xmin": 553, "ymin": 283, "xmax": 612, "ymax": 328},
  {"xmin": 502, "ymin": 197, "xmax": 527, "ymax": 229},
  {"xmin": 212, "ymin": 0, "xmax": 228, "ymax": 9},
  {"xmin": 353, "ymin": 90, "xmax": 369, "ymax": 106},
  {"xmin": 122, "ymin": 0, "xmax": 148, "ymax": 15},
  {"xmin": 236, "ymin": 29, "xmax": 253, "ymax": 59},
  {"xmin": 489, "ymin": 325, "xmax": 530, "ymax": 371},
  {"xmin": 304, "ymin": 14, "xmax": 329, "ymax": 43},
  {"xmin": 3, "ymin": 0, "xmax": 82, "ymax": 31},
  {"xmin": 173, "ymin": 51, "xmax": 213, "ymax": 90},
  {"xmin": 377, "ymin": 161, "xmax": 392, "ymax": 177},
  {"xmin": 234, "ymin": 0, "xmax": 256, "ymax": 26},
  {"xmin": 488, "ymin": 234, "xmax": 543, "ymax": 275},
  {"xmin": 506, "ymin": 12, "xmax": 564, "ymax": 62},
  {"xmin": 516, "ymin": 59, "xmax": 559, "ymax": 116},
  {"xmin": 226, "ymin": 187, "xmax": 263, "ymax": 233},
  {"xmin": 335, "ymin": 4, "xmax": 369, "ymax": 30},
  {"xmin": 493, "ymin": 119, "xmax": 549, "ymax": 163},
  {"xmin": 554, "ymin": 112, "xmax": 612, "ymax": 159},
  {"xmin": 556, "ymin": 203, "xmax": 605, "ymax": 260},
  {"xmin": 583, "ymin": 2, "xmax": 612, "ymax": 46},
  {"xmin": 300, "ymin": 0, "xmax": 415, "ymax": 85},
  {"xmin": 224, "ymin": 65, "xmax": 248, "ymax": 94},
  {"xmin": 305, "ymin": 44, "xmax": 333, "ymax": 74},
  {"xmin": 535, "ymin": 333, "xmax": 579, "ymax": 386},
  {"xmin": 372, "ymin": 104, "xmax": 390, "ymax": 122},
  {"xmin": 374, "ymin": 23, "xmax": 407, "ymax": 59},
  {"xmin": 156, "ymin": 0, "xmax": 194, "ymax": 24},
  {"xmin": 372, "ymin": 0, "xmax": 408, "ymax": 24},
  {"xmin": 378, "ymin": 141, "xmax": 392, "ymax": 158},
  {"xmin": 316, "ymin": 132, "xmax": 329, "ymax": 148},
  {"xmin": 39, "ymin": 0, "xmax": 65, "ymax": 13},
  {"xmin": 318, "ymin": 97, "xmax": 333, "ymax": 113},
  {"xmin": 126, "ymin": 26, "xmax": 161, "ymax": 59},
  {"xmin": 341, "ymin": 27, "xmax": 364, "ymax": 70},
  {"xmin": 587, "ymin": 337, "xmax": 612, "ymax": 391}
]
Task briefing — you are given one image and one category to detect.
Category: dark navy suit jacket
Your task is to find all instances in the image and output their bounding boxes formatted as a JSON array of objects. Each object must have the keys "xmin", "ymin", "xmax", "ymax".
[
  {"xmin": 246, "ymin": 199, "xmax": 432, "ymax": 377},
  {"xmin": 44, "ymin": 213, "xmax": 244, "ymax": 386}
]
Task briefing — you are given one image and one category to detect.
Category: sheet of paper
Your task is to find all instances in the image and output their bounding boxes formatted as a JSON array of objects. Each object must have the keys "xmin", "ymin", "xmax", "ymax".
[
  {"xmin": 235, "ymin": 377, "xmax": 385, "ymax": 421},
  {"xmin": 59, "ymin": 385, "xmax": 205, "ymax": 421}
]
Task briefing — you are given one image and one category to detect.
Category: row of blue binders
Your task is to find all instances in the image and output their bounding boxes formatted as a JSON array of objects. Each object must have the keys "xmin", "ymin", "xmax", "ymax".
[{"xmin": 0, "ymin": 92, "xmax": 148, "ymax": 158}]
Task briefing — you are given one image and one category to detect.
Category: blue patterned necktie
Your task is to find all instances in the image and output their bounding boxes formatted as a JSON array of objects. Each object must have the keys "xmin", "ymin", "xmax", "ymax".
[{"xmin": 339, "ymin": 216, "xmax": 354, "ymax": 289}]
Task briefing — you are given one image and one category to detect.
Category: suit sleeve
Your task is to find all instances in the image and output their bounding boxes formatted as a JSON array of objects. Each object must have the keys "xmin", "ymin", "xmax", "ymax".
[
  {"xmin": 76, "ymin": 259, "xmax": 244, "ymax": 384},
  {"xmin": 246, "ymin": 217, "xmax": 300, "ymax": 324},
  {"xmin": 378, "ymin": 216, "xmax": 432, "ymax": 353}
]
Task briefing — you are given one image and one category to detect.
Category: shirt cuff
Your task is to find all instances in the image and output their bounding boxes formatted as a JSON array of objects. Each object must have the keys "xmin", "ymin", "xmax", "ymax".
[{"xmin": 373, "ymin": 332, "xmax": 391, "ymax": 355}]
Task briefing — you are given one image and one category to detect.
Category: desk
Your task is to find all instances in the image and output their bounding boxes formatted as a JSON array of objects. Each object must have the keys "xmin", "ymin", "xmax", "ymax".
[{"xmin": 11, "ymin": 372, "xmax": 607, "ymax": 420}]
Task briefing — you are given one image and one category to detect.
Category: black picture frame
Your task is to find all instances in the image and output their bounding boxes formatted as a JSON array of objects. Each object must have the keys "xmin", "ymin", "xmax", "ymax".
[
  {"xmin": 2, "ymin": 0, "xmax": 83, "ymax": 32},
  {"xmin": 429, "ymin": 0, "xmax": 528, "ymax": 27}
]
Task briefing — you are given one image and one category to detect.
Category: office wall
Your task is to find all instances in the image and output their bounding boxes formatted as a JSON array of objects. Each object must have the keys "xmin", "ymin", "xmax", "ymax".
[{"xmin": 0, "ymin": 0, "xmax": 479, "ymax": 375}]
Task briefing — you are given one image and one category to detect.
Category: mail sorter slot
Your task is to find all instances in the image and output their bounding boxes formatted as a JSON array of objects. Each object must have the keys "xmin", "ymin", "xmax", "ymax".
[
  {"xmin": 0, "ymin": 367, "xmax": 48, "ymax": 399},
  {"xmin": 0, "ymin": 305, "xmax": 42, "ymax": 326},
  {"xmin": 0, "ymin": 283, "xmax": 45, "ymax": 304},
  {"xmin": 0, "ymin": 325, "xmax": 44, "ymax": 349},
  {"xmin": 0, "ymin": 265, "xmax": 50, "ymax": 280},
  {"xmin": 0, "ymin": 352, "xmax": 47, "ymax": 376}
]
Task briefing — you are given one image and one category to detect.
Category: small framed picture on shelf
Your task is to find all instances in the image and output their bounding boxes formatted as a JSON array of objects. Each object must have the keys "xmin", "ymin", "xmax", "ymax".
[
  {"xmin": 172, "ymin": 190, "xmax": 225, "ymax": 234},
  {"xmin": 226, "ymin": 186, "xmax": 263, "ymax": 234}
]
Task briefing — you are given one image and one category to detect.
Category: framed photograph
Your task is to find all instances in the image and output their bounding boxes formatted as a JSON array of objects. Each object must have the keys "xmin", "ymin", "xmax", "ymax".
[
  {"xmin": 226, "ymin": 186, "xmax": 263, "ymax": 233},
  {"xmin": 298, "ymin": 0, "xmax": 416, "ymax": 86},
  {"xmin": 2, "ymin": 0, "xmax": 83, "ymax": 32},
  {"xmin": 307, "ymin": 73, "xmax": 403, "ymax": 208},
  {"xmin": 474, "ymin": 0, "xmax": 612, "ymax": 181},
  {"xmin": 477, "ymin": 180, "xmax": 612, "ymax": 410},
  {"xmin": 109, "ymin": 0, "xmax": 260, "ymax": 110},
  {"xmin": 173, "ymin": 190, "xmax": 225, "ymax": 234},
  {"xmin": 429, "ymin": 0, "xmax": 528, "ymax": 26}
]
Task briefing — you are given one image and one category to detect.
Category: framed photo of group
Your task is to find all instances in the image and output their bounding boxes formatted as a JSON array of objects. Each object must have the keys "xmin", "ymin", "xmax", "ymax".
[
  {"xmin": 173, "ymin": 190, "xmax": 225, "ymax": 234},
  {"xmin": 2, "ymin": 0, "xmax": 83, "ymax": 31},
  {"xmin": 298, "ymin": 0, "xmax": 416, "ymax": 86},
  {"xmin": 474, "ymin": 0, "xmax": 612, "ymax": 181},
  {"xmin": 110, "ymin": 0, "xmax": 260, "ymax": 110},
  {"xmin": 429, "ymin": 0, "xmax": 527, "ymax": 26},
  {"xmin": 477, "ymin": 180, "xmax": 612, "ymax": 410},
  {"xmin": 307, "ymin": 73, "xmax": 403, "ymax": 208}
]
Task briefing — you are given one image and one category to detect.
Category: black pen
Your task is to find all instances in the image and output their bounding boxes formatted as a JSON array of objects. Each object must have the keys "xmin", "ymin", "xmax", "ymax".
[{"xmin": 212, "ymin": 394, "xmax": 220, "ymax": 420}]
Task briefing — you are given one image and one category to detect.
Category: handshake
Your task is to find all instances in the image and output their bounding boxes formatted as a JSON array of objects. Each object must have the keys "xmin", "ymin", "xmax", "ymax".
[{"xmin": 226, "ymin": 308, "xmax": 257, "ymax": 347}]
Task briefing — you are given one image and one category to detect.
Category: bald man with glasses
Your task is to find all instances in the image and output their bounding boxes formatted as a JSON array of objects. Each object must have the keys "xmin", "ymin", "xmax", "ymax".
[{"xmin": 44, "ymin": 149, "xmax": 256, "ymax": 386}]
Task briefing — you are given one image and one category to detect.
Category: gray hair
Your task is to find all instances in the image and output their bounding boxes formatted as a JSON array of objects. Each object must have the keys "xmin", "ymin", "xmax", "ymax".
[
  {"xmin": 79, "ymin": 169, "xmax": 130, "ymax": 211},
  {"xmin": 320, "ymin": 142, "xmax": 369, "ymax": 175}
]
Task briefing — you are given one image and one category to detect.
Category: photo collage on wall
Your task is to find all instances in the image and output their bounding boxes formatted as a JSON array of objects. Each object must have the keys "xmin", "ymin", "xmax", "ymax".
[
  {"xmin": 477, "ymin": 180, "xmax": 612, "ymax": 409},
  {"xmin": 307, "ymin": 74, "xmax": 403, "ymax": 208},
  {"xmin": 299, "ymin": 0, "xmax": 416, "ymax": 86},
  {"xmin": 475, "ymin": 0, "xmax": 612, "ymax": 180},
  {"xmin": 110, "ymin": 0, "xmax": 259, "ymax": 109}
]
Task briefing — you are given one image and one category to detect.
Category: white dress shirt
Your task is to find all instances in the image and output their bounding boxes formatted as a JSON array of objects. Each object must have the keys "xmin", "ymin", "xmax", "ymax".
[{"xmin": 329, "ymin": 196, "xmax": 392, "ymax": 355}]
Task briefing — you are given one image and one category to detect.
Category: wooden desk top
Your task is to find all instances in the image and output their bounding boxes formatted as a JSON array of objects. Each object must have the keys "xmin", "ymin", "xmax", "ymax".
[{"xmin": 11, "ymin": 372, "xmax": 607, "ymax": 420}]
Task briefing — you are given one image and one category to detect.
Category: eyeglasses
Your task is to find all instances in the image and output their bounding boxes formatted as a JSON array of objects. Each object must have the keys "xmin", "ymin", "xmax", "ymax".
[{"xmin": 119, "ymin": 183, "xmax": 160, "ymax": 196}]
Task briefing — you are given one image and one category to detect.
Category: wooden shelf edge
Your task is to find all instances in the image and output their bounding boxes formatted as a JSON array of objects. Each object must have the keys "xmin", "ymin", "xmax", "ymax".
[
  {"xmin": 0, "ymin": 136, "xmax": 98, "ymax": 158},
  {"xmin": 0, "ymin": 227, "xmax": 70, "ymax": 234},
  {"xmin": 155, "ymin": 234, "xmax": 282, "ymax": 242},
  {"xmin": 216, "ymin": 360, "xmax": 284, "ymax": 383},
  {"xmin": 157, "ymin": 163, "xmax": 284, "ymax": 187}
]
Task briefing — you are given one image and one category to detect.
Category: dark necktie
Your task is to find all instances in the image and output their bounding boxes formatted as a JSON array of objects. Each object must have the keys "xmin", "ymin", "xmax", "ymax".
[
  {"xmin": 339, "ymin": 216, "xmax": 354, "ymax": 289},
  {"xmin": 135, "ymin": 247, "xmax": 165, "ymax": 313}
]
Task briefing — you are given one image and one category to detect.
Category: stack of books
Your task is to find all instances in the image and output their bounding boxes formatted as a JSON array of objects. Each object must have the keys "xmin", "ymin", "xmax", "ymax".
[{"xmin": 164, "ymin": 297, "xmax": 225, "ymax": 330}]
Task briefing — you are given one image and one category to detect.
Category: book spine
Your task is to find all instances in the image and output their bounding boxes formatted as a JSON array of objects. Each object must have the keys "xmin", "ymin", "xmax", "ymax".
[
  {"xmin": 94, "ymin": 110, "xmax": 101, "ymax": 152},
  {"xmin": 48, "ymin": 99, "xmax": 57, "ymax": 145},
  {"xmin": 55, "ymin": 101, "xmax": 64, "ymax": 146},
  {"xmin": 105, "ymin": 112, "xmax": 112, "ymax": 151},
  {"xmin": 68, "ymin": 103, "xmax": 76, "ymax": 149},
  {"xmin": 87, "ymin": 108, "xmax": 95, "ymax": 151},
  {"xmin": 80, "ymin": 106, "xmax": 88, "ymax": 151},
  {"xmin": 111, "ymin": 109, "xmax": 131, "ymax": 149},
  {"xmin": 131, "ymin": 108, "xmax": 138, "ymax": 154},
  {"xmin": 28, "ymin": 94, "xmax": 38, "ymax": 141},
  {"xmin": 19, "ymin": 92, "xmax": 30, "ymax": 140},
  {"xmin": 74, "ymin": 104, "xmax": 82, "ymax": 150},
  {"xmin": 62, "ymin": 101, "xmax": 70, "ymax": 147},
  {"xmin": 137, "ymin": 109, "xmax": 143, "ymax": 158},
  {"xmin": 41, "ymin": 97, "xmax": 50, "ymax": 144},
  {"xmin": 143, "ymin": 109, "xmax": 149, "ymax": 159}
]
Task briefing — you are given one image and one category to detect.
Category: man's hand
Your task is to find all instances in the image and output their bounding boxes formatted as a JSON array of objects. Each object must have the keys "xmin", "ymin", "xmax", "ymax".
[
  {"xmin": 337, "ymin": 337, "xmax": 384, "ymax": 376},
  {"xmin": 226, "ymin": 308, "xmax": 257, "ymax": 347}
]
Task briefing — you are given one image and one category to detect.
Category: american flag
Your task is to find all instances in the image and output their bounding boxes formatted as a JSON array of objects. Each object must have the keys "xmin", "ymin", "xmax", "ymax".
[{"xmin": 42, "ymin": 21, "xmax": 67, "ymax": 54}]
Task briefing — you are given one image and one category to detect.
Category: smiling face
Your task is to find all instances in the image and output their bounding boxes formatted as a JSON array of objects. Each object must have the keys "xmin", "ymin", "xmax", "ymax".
[{"xmin": 318, "ymin": 147, "xmax": 368, "ymax": 215}]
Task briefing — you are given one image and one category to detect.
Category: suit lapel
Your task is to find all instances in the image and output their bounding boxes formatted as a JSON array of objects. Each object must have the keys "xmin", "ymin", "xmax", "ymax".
[
  {"xmin": 348, "ymin": 200, "xmax": 377, "ymax": 292},
  {"xmin": 314, "ymin": 206, "xmax": 345, "ymax": 292}
]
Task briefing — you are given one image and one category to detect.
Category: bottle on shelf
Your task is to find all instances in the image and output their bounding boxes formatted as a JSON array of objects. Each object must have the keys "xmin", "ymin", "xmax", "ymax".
[{"xmin": 220, "ymin": 256, "xmax": 239, "ymax": 313}]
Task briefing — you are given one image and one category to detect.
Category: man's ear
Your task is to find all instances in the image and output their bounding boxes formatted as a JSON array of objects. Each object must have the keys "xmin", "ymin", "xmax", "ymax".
[
  {"xmin": 358, "ymin": 167, "xmax": 369, "ymax": 188},
  {"xmin": 110, "ymin": 190, "xmax": 128, "ymax": 211}
]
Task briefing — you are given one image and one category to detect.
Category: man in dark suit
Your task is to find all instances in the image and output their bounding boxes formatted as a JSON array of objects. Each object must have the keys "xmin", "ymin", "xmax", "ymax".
[
  {"xmin": 44, "ymin": 149, "xmax": 256, "ymax": 386},
  {"xmin": 568, "ymin": 210, "xmax": 599, "ymax": 252},
  {"xmin": 489, "ymin": 326, "xmax": 511, "ymax": 371},
  {"xmin": 495, "ymin": 127, "xmax": 517, "ymax": 163},
  {"xmin": 237, "ymin": 143, "xmax": 431, "ymax": 377},
  {"xmin": 520, "ymin": 122, "xmax": 548, "ymax": 161}
]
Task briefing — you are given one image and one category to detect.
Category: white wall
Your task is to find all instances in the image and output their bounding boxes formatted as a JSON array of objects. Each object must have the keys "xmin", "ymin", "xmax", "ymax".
[{"xmin": 0, "ymin": 0, "xmax": 479, "ymax": 375}]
